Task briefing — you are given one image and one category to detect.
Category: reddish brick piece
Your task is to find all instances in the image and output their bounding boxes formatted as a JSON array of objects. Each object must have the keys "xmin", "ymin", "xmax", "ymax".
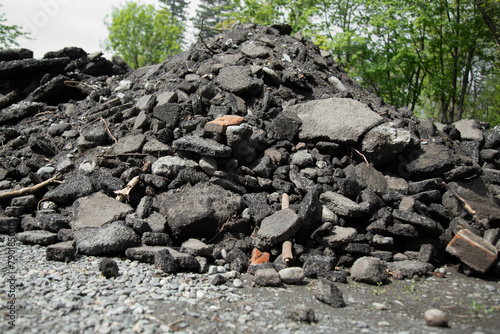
[
  {"xmin": 249, "ymin": 248, "xmax": 270, "ymax": 266},
  {"xmin": 204, "ymin": 115, "xmax": 244, "ymax": 134},
  {"xmin": 446, "ymin": 229, "xmax": 498, "ymax": 273}
]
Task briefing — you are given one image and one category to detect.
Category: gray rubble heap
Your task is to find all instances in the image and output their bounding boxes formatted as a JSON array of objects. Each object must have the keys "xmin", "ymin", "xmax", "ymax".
[{"xmin": 0, "ymin": 23, "xmax": 499, "ymax": 283}]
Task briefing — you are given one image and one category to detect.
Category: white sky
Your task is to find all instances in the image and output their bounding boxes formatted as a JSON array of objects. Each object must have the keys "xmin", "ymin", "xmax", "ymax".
[{"xmin": 2, "ymin": 0, "xmax": 198, "ymax": 58}]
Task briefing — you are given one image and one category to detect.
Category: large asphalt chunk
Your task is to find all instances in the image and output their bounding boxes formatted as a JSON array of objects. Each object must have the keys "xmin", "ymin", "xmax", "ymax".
[
  {"xmin": 405, "ymin": 143, "xmax": 454, "ymax": 177},
  {"xmin": 361, "ymin": 122, "xmax": 411, "ymax": 166},
  {"xmin": 173, "ymin": 136, "xmax": 232, "ymax": 158},
  {"xmin": 286, "ymin": 98, "xmax": 383, "ymax": 144},
  {"xmin": 157, "ymin": 183, "xmax": 243, "ymax": 241},
  {"xmin": 74, "ymin": 221, "xmax": 140, "ymax": 256},
  {"xmin": 215, "ymin": 66, "xmax": 263, "ymax": 96},
  {"xmin": 392, "ymin": 210, "xmax": 444, "ymax": 236},
  {"xmin": 71, "ymin": 192, "xmax": 134, "ymax": 230},
  {"xmin": 447, "ymin": 176, "xmax": 500, "ymax": 221},
  {"xmin": 44, "ymin": 174, "xmax": 94, "ymax": 205},
  {"xmin": 320, "ymin": 191, "xmax": 366, "ymax": 217},
  {"xmin": 257, "ymin": 208, "xmax": 301, "ymax": 247}
]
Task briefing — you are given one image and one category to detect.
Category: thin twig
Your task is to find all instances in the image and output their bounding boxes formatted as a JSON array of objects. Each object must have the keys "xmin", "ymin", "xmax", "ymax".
[
  {"xmin": 351, "ymin": 147, "xmax": 370, "ymax": 167},
  {"xmin": 114, "ymin": 175, "xmax": 140, "ymax": 202},
  {"xmin": 98, "ymin": 153, "xmax": 148, "ymax": 158},
  {"xmin": 100, "ymin": 117, "xmax": 117, "ymax": 144},
  {"xmin": 198, "ymin": 18, "xmax": 219, "ymax": 55},
  {"xmin": 0, "ymin": 173, "xmax": 63, "ymax": 201},
  {"xmin": 443, "ymin": 182, "xmax": 485, "ymax": 228}
]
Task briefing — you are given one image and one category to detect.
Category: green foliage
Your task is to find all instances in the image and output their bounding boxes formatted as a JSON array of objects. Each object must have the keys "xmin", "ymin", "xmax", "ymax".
[
  {"xmin": 0, "ymin": 5, "xmax": 30, "ymax": 49},
  {"xmin": 194, "ymin": 0, "xmax": 235, "ymax": 39},
  {"xmin": 103, "ymin": 2, "xmax": 183, "ymax": 69}
]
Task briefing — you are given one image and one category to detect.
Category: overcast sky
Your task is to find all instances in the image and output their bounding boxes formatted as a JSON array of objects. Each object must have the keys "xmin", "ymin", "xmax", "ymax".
[{"xmin": 2, "ymin": 0, "xmax": 198, "ymax": 58}]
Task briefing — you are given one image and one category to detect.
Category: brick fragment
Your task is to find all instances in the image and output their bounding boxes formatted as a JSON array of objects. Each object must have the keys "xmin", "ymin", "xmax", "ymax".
[
  {"xmin": 446, "ymin": 229, "xmax": 498, "ymax": 273},
  {"xmin": 204, "ymin": 115, "xmax": 244, "ymax": 134}
]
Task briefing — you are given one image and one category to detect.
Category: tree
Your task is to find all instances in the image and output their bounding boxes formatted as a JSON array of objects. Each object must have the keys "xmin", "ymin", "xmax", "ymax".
[
  {"xmin": 0, "ymin": 5, "xmax": 29, "ymax": 49},
  {"xmin": 159, "ymin": 0, "xmax": 190, "ymax": 47},
  {"xmin": 194, "ymin": 0, "xmax": 235, "ymax": 39},
  {"xmin": 103, "ymin": 2, "xmax": 183, "ymax": 69}
]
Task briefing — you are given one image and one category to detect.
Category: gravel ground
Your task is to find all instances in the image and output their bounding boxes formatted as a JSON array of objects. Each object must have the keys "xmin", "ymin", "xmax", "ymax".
[{"xmin": 1, "ymin": 240, "xmax": 499, "ymax": 334}]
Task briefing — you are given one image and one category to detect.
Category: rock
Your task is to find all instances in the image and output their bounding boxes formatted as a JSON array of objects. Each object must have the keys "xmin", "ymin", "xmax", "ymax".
[
  {"xmin": 285, "ymin": 305, "xmax": 317, "ymax": 323},
  {"xmin": 350, "ymin": 257, "xmax": 388, "ymax": 284},
  {"xmin": 74, "ymin": 221, "xmax": 140, "ymax": 256},
  {"xmin": 173, "ymin": 136, "xmax": 232, "ymax": 157},
  {"xmin": 255, "ymin": 268, "xmax": 282, "ymax": 287},
  {"xmin": 215, "ymin": 66, "xmax": 263, "ymax": 95},
  {"xmin": 321, "ymin": 226, "xmax": 357, "ymax": 248},
  {"xmin": 446, "ymin": 229, "xmax": 498, "ymax": 274},
  {"xmin": 36, "ymin": 210, "xmax": 70, "ymax": 232},
  {"xmin": 154, "ymin": 248, "xmax": 177, "ymax": 273},
  {"xmin": 361, "ymin": 123, "xmax": 411, "ymax": 166},
  {"xmin": 406, "ymin": 144, "xmax": 455, "ymax": 177},
  {"xmin": 424, "ymin": 308, "xmax": 449, "ymax": 327},
  {"xmin": 303, "ymin": 255, "xmax": 337, "ymax": 277},
  {"xmin": 288, "ymin": 98, "xmax": 383, "ymax": 144},
  {"xmin": 46, "ymin": 241, "xmax": 76, "ymax": 262},
  {"xmin": 180, "ymin": 238, "xmax": 214, "ymax": 257},
  {"xmin": 269, "ymin": 111, "xmax": 302, "ymax": 142},
  {"xmin": 113, "ymin": 134, "xmax": 146, "ymax": 155},
  {"xmin": 44, "ymin": 174, "xmax": 94, "ymax": 205},
  {"xmin": 211, "ymin": 274, "xmax": 227, "ymax": 286},
  {"xmin": 314, "ymin": 278, "xmax": 346, "ymax": 308},
  {"xmin": 199, "ymin": 156, "xmax": 217, "ymax": 176},
  {"xmin": 279, "ymin": 267, "xmax": 305, "ymax": 284},
  {"xmin": 71, "ymin": 192, "xmax": 134, "ymax": 230},
  {"xmin": 158, "ymin": 183, "xmax": 243, "ymax": 241},
  {"xmin": 320, "ymin": 192, "xmax": 366, "ymax": 217},
  {"xmin": 241, "ymin": 41, "xmax": 270, "ymax": 58},
  {"xmin": 392, "ymin": 210, "xmax": 444, "ymax": 236},
  {"xmin": 98, "ymin": 258, "xmax": 120, "ymax": 278},
  {"xmin": 453, "ymin": 119, "xmax": 484, "ymax": 142},
  {"xmin": 16, "ymin": 230, "xmax": 58, "ymax": 246},
  {"xmin": 447, "ymin": 177, "xmax": 500, "ymax": 221},
  {"xmin": 151, "ymin": 156, "xmax": 197, "ymax": 178},
  {"xmin": 152, "ymin": 103, "xmax": 180, "ymax": 129},
  {"xmin": 257, "ymin": 208, "xmax": 301, "ymax": 247},
  {"xmin": 141, "ymin": 232, "xmax": 173, "ymax": 246},
  {"xmin": 387, "ymin": 260, "xmax": 434, "ymax": 278}
]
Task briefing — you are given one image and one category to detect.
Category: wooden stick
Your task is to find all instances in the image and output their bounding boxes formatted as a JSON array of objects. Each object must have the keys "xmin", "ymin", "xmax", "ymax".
[
  {"xmin": 100, "ymin": 117, "xmax": 117, "ymax": 144},
  {"xmin": 198, "ymin": 18, "xmax": 220, "ymax": 54},
  {"xmin": 282, "ymin": 241, "xmax": 293, "ymax": 266},
  {"xmin": 114, "ymin": 175, "xmax": 140, "ymax": 202},
  {"xmin": 351, "ymin": 147, "xmax": 370, "ymax": 167},
  {"xmin": 443, "ymin": 181, "xmax": 485, "ymax": 227},
  {"xmin": 0, "ymin": 173, "xmax": 63, "ymax": 201}
]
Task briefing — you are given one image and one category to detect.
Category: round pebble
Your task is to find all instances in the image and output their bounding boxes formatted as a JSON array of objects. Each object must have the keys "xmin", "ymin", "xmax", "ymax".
[{"xmin": 424, "ymin": 308, "xmax": 448, "ymax": 327}]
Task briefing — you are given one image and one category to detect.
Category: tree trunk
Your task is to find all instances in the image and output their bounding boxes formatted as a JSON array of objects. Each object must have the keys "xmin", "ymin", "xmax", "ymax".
[{"xmin": 457, "ymin": 47, "xmax": 475, "ymax": 120}]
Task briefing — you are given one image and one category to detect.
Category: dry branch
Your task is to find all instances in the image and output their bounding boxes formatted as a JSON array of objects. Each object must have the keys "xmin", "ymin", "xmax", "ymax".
[
  {"xmin": 114, "ymin": 175, "xmax": 140, "ymax": 202},
  {"xmin": 0, "ymin": 173, "xmax": 63, "ymax": 201},
  {"xmin": 443, "ymin": 181, "xmax": 485, "ymax": 228},
  {"xmin": 282, "ymin": 240, "xmax": 293, "ymax": 266},
  {"xmin": 198, "ymin": 18, "xmax": 220, "ymax": 55}
]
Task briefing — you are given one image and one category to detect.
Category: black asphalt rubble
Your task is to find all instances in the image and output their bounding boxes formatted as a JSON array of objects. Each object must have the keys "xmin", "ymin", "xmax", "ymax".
[{"xmin": 1, "ymin": 23, "xmax": 500, "ymax": 294}]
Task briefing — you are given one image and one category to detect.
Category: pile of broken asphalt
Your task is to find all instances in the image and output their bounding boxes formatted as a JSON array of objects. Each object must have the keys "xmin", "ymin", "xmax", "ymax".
[{"xmin": 0, "ymin": 23, "xmax": 499, "ymax": 331}]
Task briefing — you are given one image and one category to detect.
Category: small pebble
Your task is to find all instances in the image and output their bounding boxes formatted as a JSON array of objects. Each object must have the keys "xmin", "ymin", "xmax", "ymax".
[{"xmin": 424, "ymin": 308, "xmax": 448, "ymax": 327}]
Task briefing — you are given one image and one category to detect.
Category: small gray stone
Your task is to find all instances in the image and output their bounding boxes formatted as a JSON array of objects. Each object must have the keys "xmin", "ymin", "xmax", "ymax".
[
  {"xmin": 321, "ymin": 226, "xmax": 357, "ymax": 248},
  {"xmin": 320, "ymin": 192, "xmax": 366, "ymax": 217},
  {"xmin": 16, "ymin": 230, "xmax": 58, "ymax": 245},
  {"xmin": 387, "ymin": 260, "xmax": 434, "ymax": 278},
  {"xmin": 424, "ymin": 308, "xmax": 448, "ymax": 327},
  {"xmin": 278, "ymin": 267, "xmax": 305, "ymax": 284},
  {"xmin": 314, "ymin": 278, "xmax": 346, "ymax": 308},
  {"xmin": 46, "ymin": 241, "xmax": 76, "ymax": 262},
  {"xmin": 285, "ymin": 305, "xmax": 317, "ymax": 323},
  {"xmin": 255, "ymin": 268, "xmax": 281, "ymax": 287},
  {"xmin": 173, "ymin": 136, "xmax": 232, "ymax": 158},
  {"xmin": 113, "ymin": 134, "xmax": 146, "ymax": 155},
  {"xmin": 350, "ymin": 257, "xmax": 388, "ymax": 284},
  {"xmin": 180, "ymin": 238, "xmax": 214, "ymax": 257},
  {"xmin": 154, "ymin": 248, "xmax": 177, "ymax": 273},
  {"xmin": 257, "ymin": 208, "xmax": 301, "ymax": 247},
  {"xmin": 199, "ymin": 156, "xmax": 217, "ymax": 176},
  {"xmin": 152, "ymin": 156, "xmax": 197, "ymax": 178},
  {"xmin": 99, "ymin": 258, "xmax": 120, "ymax": 278}
]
